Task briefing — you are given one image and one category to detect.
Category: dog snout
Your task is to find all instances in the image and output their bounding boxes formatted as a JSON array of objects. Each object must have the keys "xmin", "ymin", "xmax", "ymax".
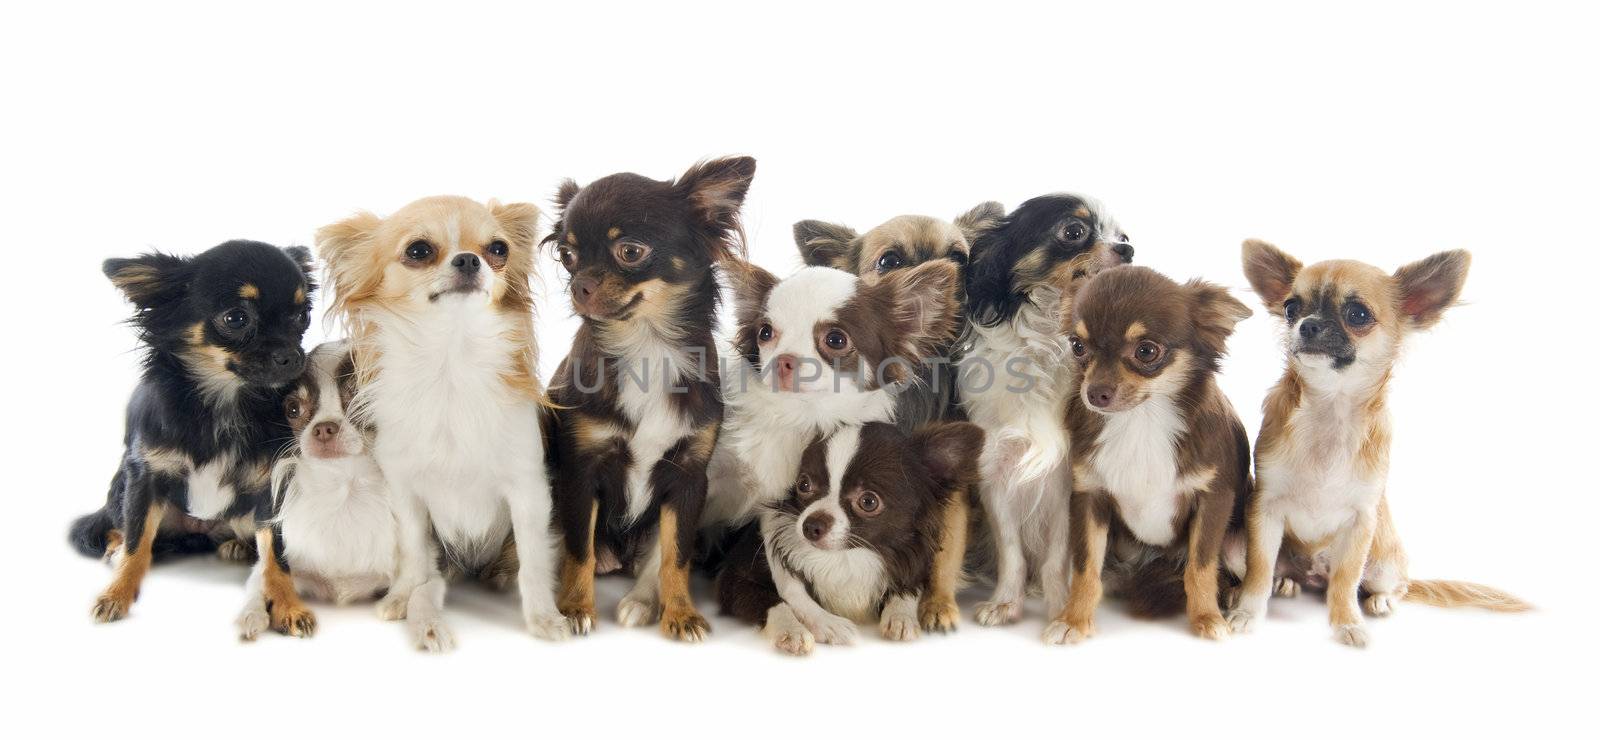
[
  {"xmin": 270, "ymin": 347, "xmax": 304, "ymax": 372},
  {"xmin": 572, "ymin": 275, "xmax": 599, "ymax": 310},
  {"xmin": 1086, "ymin": 384, "xmax": 1117, "ymax": 409},
  {"xmin": 312, "ymin": 421, "xmax": 340, "ymax": 442},
  {"xmin": 1112, "ymin": 242, "xmax": 1134, "ymax": 262},
  {"xmin": 774, "ymin": 354, "xmax": 798, "ymax": 392},
  {"xmin": 452, "ymin": 252, "xmax": 481, "ymax": 274},
  {"xmin": 1299, "ymin": 318, "xmax": 1326, "ymax": 340},
  {"xmin": 802, "ymin": 511, "xmax": 834, "ymax": 543}
]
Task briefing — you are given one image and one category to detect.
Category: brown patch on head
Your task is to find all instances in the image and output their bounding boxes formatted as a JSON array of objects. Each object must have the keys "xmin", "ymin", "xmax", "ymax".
[
  {"xmin": 727, "ymin": 260, "xmax": 781, "ymax": 368},
  {"xmin": 834, "ymin": 260, "xmax": 961, "ymax": 386},
  {"xmin": 238, "ymin": 283, "xmax": 260, "ymax": 300}
]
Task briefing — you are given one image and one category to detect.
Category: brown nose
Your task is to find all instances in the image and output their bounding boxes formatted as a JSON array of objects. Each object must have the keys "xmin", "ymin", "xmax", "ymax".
[
  {"xmin": 774, "ymin": 354, "xmax": 798, "ymax": 391},
  {"xmin": 802, "ymin": 511, "xmax": 833, "ymax": 543},
  {"xmin": 312, "ymin": 421, "xmax": 340, "ymax": 442},
  {"xmin": 572, "ymin": 275, "xmax": 599, "ymax": 310},
  {"xmin": 1086, "ymin": 384, "xmax": 1116, "ymax": 409}
]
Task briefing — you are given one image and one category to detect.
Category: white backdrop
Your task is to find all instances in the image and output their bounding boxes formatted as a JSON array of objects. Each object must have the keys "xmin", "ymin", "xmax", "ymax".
[{"xmin": 3, "ymin": 2, "xmax": 1595, "ymax": 737}]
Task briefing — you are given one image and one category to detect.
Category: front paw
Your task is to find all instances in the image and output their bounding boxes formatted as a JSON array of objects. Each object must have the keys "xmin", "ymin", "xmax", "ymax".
[
  {"xmin": 616, "ymin": 595, "xmax": 658, "ymax": 628},
  {"xmin": 1334, "ymin": 623, "xmax": 1370, "ymax": 648},
  {"xmin": 376, "ymin": 590, "xmax": 410, "ymax": 621},
  {"xmin": 216, "ymin": 539, "xmax": 254, "ymax": 563},
  {"xmin": 562, "ymin": 605, "xmax": 597, "ymax": 636},
  {"xmin": 974, "ymin": 599, "xmax": 1021, "ymax": 627},
  {"xmin": 918, "ymin": 595, "xmax": 959, "ymax": 633},
  {"xmin": 1191, "ymin": 613, "xmax": 1229, "ymax": 641},
  {"xmin": 1225, "ymin": 608, "xmax": 1257, "ymax": 634},
  {"xmin": 236, "ymin": 607, "xmax": 269, "ymax": 641},
  {"xmin": 880, "ymin": 611, "xmax": 921, "ymax": 642},
  {"xmin": 661, "ymin": 607, "xmax": 710, "ymax": 643},
  {"xmin": 1042, "ymin": 618, "xmax": 1094, "ymax": 645},
  {"xmin": 1274, "ymin": 577, "xmax": 1301, "ymax": 598},
  {"xmin": 410, "ymin": 615, "xmax": 457, "ymax": 652},
  {"xmin": 1364, "ymin": 592, "xmax": 1398, "ymax": 617},
  {"xmin": 525, "ymin": 611, "xmax": 571, "ymax": 642},
  {"xmin": 809, "ymin": 612, "xmax": 858, "ymax": 646},
  {"xmin": 765, "ymin": 622, "xmax": 815, "ymax": 656},
  {"xmin": 91, "ymin": 592, "xmax": 132, "ymax": 623},
  {"xmin": 269, "ymin": 601, "xmax": 317, "ymax": 638}
]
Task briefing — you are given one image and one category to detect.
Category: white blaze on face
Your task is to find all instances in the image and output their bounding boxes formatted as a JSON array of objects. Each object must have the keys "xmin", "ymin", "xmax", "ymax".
[
  {"xmin": 793, "ymin": 424, "xmax": 863, "ymax": 551},
  {"xmin": 761, "ymin": 267, "xmax": 865, "ymax": 393}
]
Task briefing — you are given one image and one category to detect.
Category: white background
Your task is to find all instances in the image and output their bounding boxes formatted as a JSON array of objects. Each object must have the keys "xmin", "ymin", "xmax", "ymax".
[{"xmin": 3, "ymin": 1, "xmax": 1595, "ymax": 737}]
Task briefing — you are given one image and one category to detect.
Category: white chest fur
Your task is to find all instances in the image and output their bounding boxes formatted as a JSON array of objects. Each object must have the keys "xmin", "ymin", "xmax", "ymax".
[
  {"xmin": 1258, "ymin": 395, "xmax": 1387, "ymax": 543},
  {"xmin": 279, "ymin": 456, "xmax": 395, "ymax": 603},
  {"xmin": 1085, "ymin": 396, "xmax": 1190, "ymax": 546},
  {"xmin": 608, "ymin": 327, "xmax": 695, "ymax": 525},
  {"xmin": 185, "ymin": 456, "xmax": 238, "ymax": 520},
  {"xmin": 960, "ymin": 297, "xmax": 1073, "ymax": 485},
  {"xmin": 771, "ymin": 525, "xmax": 890, "ymax": 624}
]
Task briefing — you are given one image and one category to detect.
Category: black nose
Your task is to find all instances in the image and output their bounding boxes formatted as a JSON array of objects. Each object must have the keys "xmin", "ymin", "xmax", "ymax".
[
  {"xmin": 452, "ymin": 253, "xmax": 481, "ymax": 274},
  {"xmin": 1299, "ymin": 318, "xmax": 1325, "ymax": 340},
  {"xmin": 312, "ymin": 421, "xmax": 339, "ymax": 441},
  {"xmin": 1086, "ymin": 384, "xmax": 1116, "ymax": 409},
  {"xmin": 1112, "ymin": 242, "xmax": 1134, "ymax": 262},
  {"xmin": 270, "ymin": 348, "xmax": 304, "ymax": 369},
  {"xmin": 802, "ymin": 512, "xmax": 834, "ymax": 543}
]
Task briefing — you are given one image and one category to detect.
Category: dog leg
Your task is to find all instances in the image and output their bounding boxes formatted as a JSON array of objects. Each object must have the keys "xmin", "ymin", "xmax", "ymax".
[
  {"xmin": 93, "ymin": 496, "xmax": 164, "ymax": 623},
  {"xmin": 257, "ymin": 528, "xmax": 315, "ymax": 637},
  {"xmin": 1361, "ymin": 494, "xmax": 1409, "ymax": 617},
  {"xmin": 405, "ymin": 577, "xmax": 456, "ymax": 652},
  {"xmin": 1184, "ymin": 491, "xmax": 1230, "ymax": 641},
  {"xmin": 881, "ymin": 591, "xmax": 921, "ymax": 642},
  {"xmin": 657, "ymin": 505, "xmax": 709, "ymax": 642},
  {"xmin": 618, "ymin": 531, "xmax": 662, "ymax": 628},
  {"xmin": 508, "ymin": 470, "xmax": 567, "ymax": 641},
  {"xmin": 919, "ymin": 494, "xmax": 967, "ymax": 632},
  {"xmin": 764, "ymin": 603, "xmax": 815, "ymax": 656},
  {"xmin": 558, "ymin": 500, "xmax": 599, "ymax": 636},
  {"xmin": 1039, "ymin": 487, "xmax": 1073, "ymax": 619},
  {"xmin": 1226, "ymin": 498, "xmax": 1284, "ymax": 634},
  {"xmin": 1044, "ymin": 491, "xmax": 1107, "ymax": 645},
  {"xmin": 975, "ymin": 485, "xmax": 1027, "ymax": 627},
  {"xmin": 1328, "ymin": 512, "xmax": 1378, "ymax": 648},
  {"xmin": 377, "ymin": 486, "xmax": 436, "ymax": 623},
  {"xmin": 235, "ymin": 556, "xmax": 270, "ymax": 641}
]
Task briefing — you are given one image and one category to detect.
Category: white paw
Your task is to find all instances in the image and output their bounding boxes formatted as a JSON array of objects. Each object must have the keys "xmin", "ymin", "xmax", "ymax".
[
  {"xmin": 767, "ymin": 624, "xmax": 815, "ymax": 656},
  {"xmin": 616, "ymin": 595, "xmax": 657, "ymax": 628},
  {"xmin": 376, "ymin": 591, "xmax": 409, "ymax": 621},
  {"xmin": 880, "ymin": 613, "xmax": 920, "ymax": 642},
  {"xmin": 236, "ymin": 608, "xmax": 269, "ymax": 642},
  {"xmin": 1274, "ymin": 577, "xmax": 1301, "ymax": 598},
  {"xmin": 1364, "ymin": 593, "xmax": 1397, "ymax": 617},
  {"xmin": 1334, "ymin": 623, "xmax": 1370, "ymax": 648},
  {"xmin": 1225, "ymin": 608, "xmax": 1257, "ymax": 634},
  {"xmin": 409, "ymin": 616, "xmax": 457, "ymax": 653},
  {"xmin": 565, "ymin": 611, "xmax": 594, "ymax": 636},
  {"xmin": 809, "ymin": 612, "xmax": 858, "ymax": 646},
  {"xmin": 1042, "ymin": 619, "xmax": 1092, "ymax": 645},
  {"xmin": 526, "ymin": 611, "xmax": 571, "ymax": 641},
  {"xmin": 974, "ymin": 599, "xmax": 1021, "ymax": 627}
]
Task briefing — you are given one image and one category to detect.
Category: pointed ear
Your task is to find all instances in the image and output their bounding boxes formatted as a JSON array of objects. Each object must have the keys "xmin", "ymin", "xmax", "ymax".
[
  {"xmin": 553, "ymin": 179, "xmax": 581, "ymax": 212},
  {"xmin": 792, "ymin": 220, "xmax": 857, "ymax": 269},
  {"xmin": 675, "ymin": 156, "xmax": 757, "ymax": 261},
  {"xmin": 103, "ymin": 253, "xmax": 190, "ymax": 309},
  {"xmin": 1187, "ymin": 279, "xmax": 1252, "ymax": 355},
  {"xmin": 914, "ymin": 422, "xmax": 984, "ymax": 490},
  {"xmin": 954, "ymin": 201, "xmax": 1005, "ymax": 244},
  {"xmin": 873, "ymin": 260, "xmax": 960, "ymax": 380},
  {"xmin": 1393, "ymin": 250, "xmax": 1470, "ymax": 330},
  {"xmin": 1241, "ymin": 239, "xmax": 1302, "ymax": 310},
  {"xmin": 283, "ymin": 245, "xmax": 315, "ymax": 278},
  {"xmin": 490, "ymin": 200, "xmax": 542, "ymax": 247}
]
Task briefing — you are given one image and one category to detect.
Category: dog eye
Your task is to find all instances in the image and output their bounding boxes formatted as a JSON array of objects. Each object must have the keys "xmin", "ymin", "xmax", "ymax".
[
  {"xmin": 758, "ymin": 323, "xmax": 775, "ymax": 343},
  {"xmin": 876, "ymin": 250, "xmax": 904, "ymax": 272},
  {"xmin": 825, "ymin": 329, "xmax": 850, "ymax": 351},
  {"xmin": 1061, "ymin": 219, "xmax": 1089, "ymax": 244},
  {"xmin": 405, "ymin": 240, "xmax": 435, "ymax": 263},
  {"xmin": 853, "ymin": 491, "xmax": 882, "ymax": 516},
  {"xmin": 796, "ymin": 475, "xmax": 813, "ymax": 494},
  {"xmin": 1343, "ymin": 302, "xmax": 1373, "ymax": 326},
  {"xmin": 556, "ymin": 247, "xmax": 576, "ymax": 272},
  {"xmin": 613, "ymin": 241, "xmax": 652, "ymax": 266},
  {"xmin": 221, "ymin": 309, "xmax": 251, "ymax": 331},
  {"xmin": 1134, "ymin": 340, "xmax": 1164, "ymax": 365},
  {"xmin": 284, "ymin": 398, "xmax": 302, "ymax": 419},
  {"xmin": 1068, "ymin": 336, "xmax": 1087, "ymax": 357},
  {"xmin": 1284, "ymin": 298, "xmax": 1301, "ymax": 321},
  {"xmin": 486, "ymin": 240, "xmax": 509, "ymax": 259}
]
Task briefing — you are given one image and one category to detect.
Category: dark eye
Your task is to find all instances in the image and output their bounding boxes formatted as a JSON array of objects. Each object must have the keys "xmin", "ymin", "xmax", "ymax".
[
  {"xmin": 1284, "ymin": 298, "xmax": 1301, "ymax": 321},
  {"xmin": 613, "ymin": 241, "xmax": 651, "ymax": 266},
  {"xmin": 556, "ymin": 247, "xmax": 576, "ymax": 272},
  {"xmin": 1069, "ymin": 336, "xmax": 1087, "ymax": 357},
  {"xmin": 854, "ymin": 491, "xmax": 882, "ymax": 517},
  {"xmin": 1344, "ymin": 302, "xmax": 1373, "ymax": 326},
  {"xmin": 1062, "ymin": 219, "xmax": 1089, "ymax": 243},
  {"xmin": 298, "ymin": 307, "xmax": 311, "ymax": 327},
  {"xmin": 284, "ymin": 397, "xmax": 302, "ymax": 419},
  {"xmin": 758, "ymin": 323, "xmax": 774, "ymax": 343},
  {"xmin": 796, "ymin": 475, "xmax": 813, "ymax": 494},
  {"xmin": 1134, "ymin": 340, "xmax": 1164, "ymax": 365},
  {"xmin": 405, "ymin": 240, "xmax": 435, "ymax": 262},
  {"xmin": 222, "ymin": 309, "xmax": 250, "ymax": 331},
  {"xmin": 486, "ymin": 240, "xmax": 509, "ymax": 258},
  {"xmin": 876, "ymin": 250, "xmax": 904, "ymax": 272},
  {"xmin": 825, "ymin": 329, "xmax": 849, "ymax": 351}
]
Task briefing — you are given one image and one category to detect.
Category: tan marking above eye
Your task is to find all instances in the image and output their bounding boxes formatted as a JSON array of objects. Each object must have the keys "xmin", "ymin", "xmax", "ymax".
[
  {"xmin": 565, "ymin": 232, "xmax": 577, "ymax": 246},
  {"xmin": 294, "ymin": 286, "xmax": 306, "ymax": 304},
  {"xmin": 238, "ymin": 284, "xmax": 259, "ymax": 300},
  {"xmin": 1073, "ymin": 206, "xmax": 1091, "ymax": 218},
  {"xmin": 1124, "ymin": 321, "xmax": 1146, "ymax": 341},
  {"xmin": 607, "ymin": 227, "xmax": 621, "ymax": 240},
  {"xmin": 1075, "ymin": 321, "xmax": 1089, "ymax": 338}
]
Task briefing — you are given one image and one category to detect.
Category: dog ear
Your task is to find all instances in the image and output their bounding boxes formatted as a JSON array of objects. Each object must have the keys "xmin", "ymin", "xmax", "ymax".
[
  {"xmin": 553, "ymin": 179, "xmax": 581, "ymax": 212},
  {"xmin": 675, "ymin": 156, "xmax": 757, "ymax": 261},
  {"xmin": 792, "ymin": 220, "xmax": 857, "ymax": 269},
  {"xmin": 103, "ymin": 252, "xmax": 191, "ymax": 309},
  {"xmin": 1187, "ymin": 279, "xmax": 1252, "ymax": 356},
  {"xmin": 315, "ymin": 212, "xmax": 383, "ymax": 312},
  {"xmin": 283, "ymin": 245, "xmax": 315, "ymax": 278},
  {"xmin": 490, "ymin": 200, "xmax": 542, "ymax": 248},
  {"xmin": 1241, "ymin": 239, "xmax": 1302, "ymax": 310},
  {"xmin": 871, "ymin": 260, "xmax": 960, "ymax": 382},
  {"xmin": 725, "ymin": 260, "xmax": 780, "ymax": 367},
  {"xmin": 914, "ymin": 421, "xmax": 984, "ymax": 490},
  {"xmin": 1393, "ymin": 250, "xmax": 1470, "ymax": 330},
  {"xmin": 954, "ymin": 201, "xmax": 1005, "ymax": 244}
]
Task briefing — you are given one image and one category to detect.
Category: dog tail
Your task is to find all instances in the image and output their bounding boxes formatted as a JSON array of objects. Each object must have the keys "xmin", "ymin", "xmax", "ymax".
[
  {"xmin": 1405, "ymin": 580, "xmax": 1532, "ymax": 612},
  {"xmin": 69, "ymin": 507, "xmax": 114, "ymax": 559}
]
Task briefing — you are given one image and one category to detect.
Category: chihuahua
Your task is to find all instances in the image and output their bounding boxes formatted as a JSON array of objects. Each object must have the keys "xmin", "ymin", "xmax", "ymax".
[
  {"xmin": 236, "ymin": 341, "xmax": 391, "ymax": 641},
  {"xmin": 544, "ymin": 157, "xmax": 755, "ymax": 641},
  {"xmin": 959, "ymin": 194, "xmax": 1133, "ymax": 627},
  {"xmin": 717, "ymin": 421, "xmax": 983, "ymax": 655},
  {"xmin": 1228, "ymin": 240, "xmax": 1528, "ymax": 647},
  {"xmin": 706, "ymin": 259, "xmax": 963, "ymax": 642},
  {"xmin": 317, "ymin": 195, "xmax": 561, "ymax": 650},
  {"xmin": 71, "ymin": 240, "xmax": 315, "ymax": 624},
  {"xmin": 1050, "ymin": 265, "xmax": 1252, "ymax": 644}
]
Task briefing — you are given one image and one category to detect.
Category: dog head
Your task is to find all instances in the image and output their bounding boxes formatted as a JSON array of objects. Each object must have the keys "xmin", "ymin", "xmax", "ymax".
[
  {"xmin": 104, "ymin": 240, "xmax": 315, "ymax": 396},
  {"xmin": 543, "ymin": 156, "xmax": 755, "ymax": 331},
  {"xmin": 1067, "ymin": 266, "xmax": 1250, "ymax": 414},
  {"xmin": 316, "ymin": 196, "xmax": 541, "ymax": 321},
  {"xmin": 728, "ymin": 260, "xmax": 960, "ymax": 394},
  {"xmin": 1242, "ymin": 239, "xmax": 1470, "ymax": 389},
  {"xmin": 792, "ymin": 203, "xmax": 1001, "ymax": 289},
  {"xmin": 965, "ymin": 194, "xmax": 1133, "ymax": 327},
  {"xmin": 784, "ymin": 421, "xmax": 982, "ymax": 553},
  {"xmin": 281, "ymin": 341, "xmax": 366, "ymax": 461}
]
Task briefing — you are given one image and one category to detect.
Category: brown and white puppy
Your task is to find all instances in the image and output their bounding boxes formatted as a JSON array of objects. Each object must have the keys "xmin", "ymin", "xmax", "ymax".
[
  {"xmin": 716, "ymin": 421, "xmax": 983, "ymax": 656},
  {"xmin": 545, "ymin": 157, "xmax": 755, "ymax": 641},
  {"xmin": 1227, "ymin": 240, "xmax": 1529, "ymax": 647},
  {"xmin": 317, "ymin": 195, "xmax": 560, "ymax": 650},
  {"xmin": 1048, "ymin": 265, "xmax": 1252, "ymax": 644}
]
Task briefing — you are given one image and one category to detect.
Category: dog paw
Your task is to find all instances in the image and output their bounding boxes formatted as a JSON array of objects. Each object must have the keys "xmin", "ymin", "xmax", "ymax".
[
  {"xmin": 269, "ymin": 602, "xmax": 317, "ymax": 638},
  {"xmin": 216, "ymin": 539, "xmax": 253, "ymax": 563},
  {"xmin": 767, "ymin": 624, "xmax": 815, "ymax": 656},
  {"xmin": 236, "ymin": 608, "xmax": 269, "ymax": 641},
  {"xmin": 562, "ymin": 606, "xmax": 597, "ymax": 636},
  {"xmin": 1274, "ymin": 577, "xmax": 1301, "ymax": 598},
  {"xmin": 809, "ymin": 612, "xmax": 858, "ymax": 646},
  {"xmin": 1225, "ymin": 608, "xmax": 1257, "ymax": 634},
  {"xmin": 91, "ymin": 592, "xmax": 132, "ymax": 623},
  {"xmin": 661, "ymin": 608, "xmax": 710, "ymax": 643},
  {"xmin": 880, "ymin": 612, "xmax": 921, "ymax": 642},
  {"xmin": 1334, "ymin": 623, "xmax": 1370, "ymax": 648},
  {"xmin": 1191, "ymin": 613, "xmax": 1230, "ymax": 641},
  {"xmin": 1223, "ymin": 586, "xmax": 1241, "ymax": 610},
  {"xmin": 410, "ymin": 616, "xmax": 457, "ymax": 652},
  {"xmin": 101, "ymin": 530, "xmax": 124, "ymax": 566},
  {"xmin": 616, "ymin": 595, "xmax": 658, "ymax": 628},
  {"xmin": 1364, "ymin": 592, "xmax": 1397, "ymax": 617},
  {"xmin": 918, "ymin": 596, "xmax": 959, "ymax": 633},
  {"xmin": 525, "ymin": 611, "xmax": 571, "ymax": 642},
  {"xmin": 1041, "ymin": 619, "xmax": 1094, "ymax": 645},
  {"xmin": 974, "ymin": 599, "xmax": 1022, "ymax": 627},
  {"xmin": 375, "ymin": 591, "xmax": 409, "ymax": 621}
]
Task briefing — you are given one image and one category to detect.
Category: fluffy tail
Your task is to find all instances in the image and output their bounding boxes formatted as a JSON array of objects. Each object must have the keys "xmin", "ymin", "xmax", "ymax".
[
  {"xmin": 1405, "ymin": 579, "xmax": 1532, "ymax": 612},
  {"xmin": 68, "ymin": 507, "xmax": 113, "ymax": 559}
]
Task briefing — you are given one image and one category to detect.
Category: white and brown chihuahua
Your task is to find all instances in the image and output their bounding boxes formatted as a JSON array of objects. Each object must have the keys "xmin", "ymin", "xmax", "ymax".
[
  {"xmin": 1228, "ymin": 240, "xmax": 1528, "ymax": 647},
  {"xmin": 317, "ymin": 196, "xmax": 563, "ymax": 651}
]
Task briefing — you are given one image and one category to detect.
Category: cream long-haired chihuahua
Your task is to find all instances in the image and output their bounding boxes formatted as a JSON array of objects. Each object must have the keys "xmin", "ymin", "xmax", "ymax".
[{"xmin": 317, "ymin": 196, "xmax": 565, "ymax": 650}]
